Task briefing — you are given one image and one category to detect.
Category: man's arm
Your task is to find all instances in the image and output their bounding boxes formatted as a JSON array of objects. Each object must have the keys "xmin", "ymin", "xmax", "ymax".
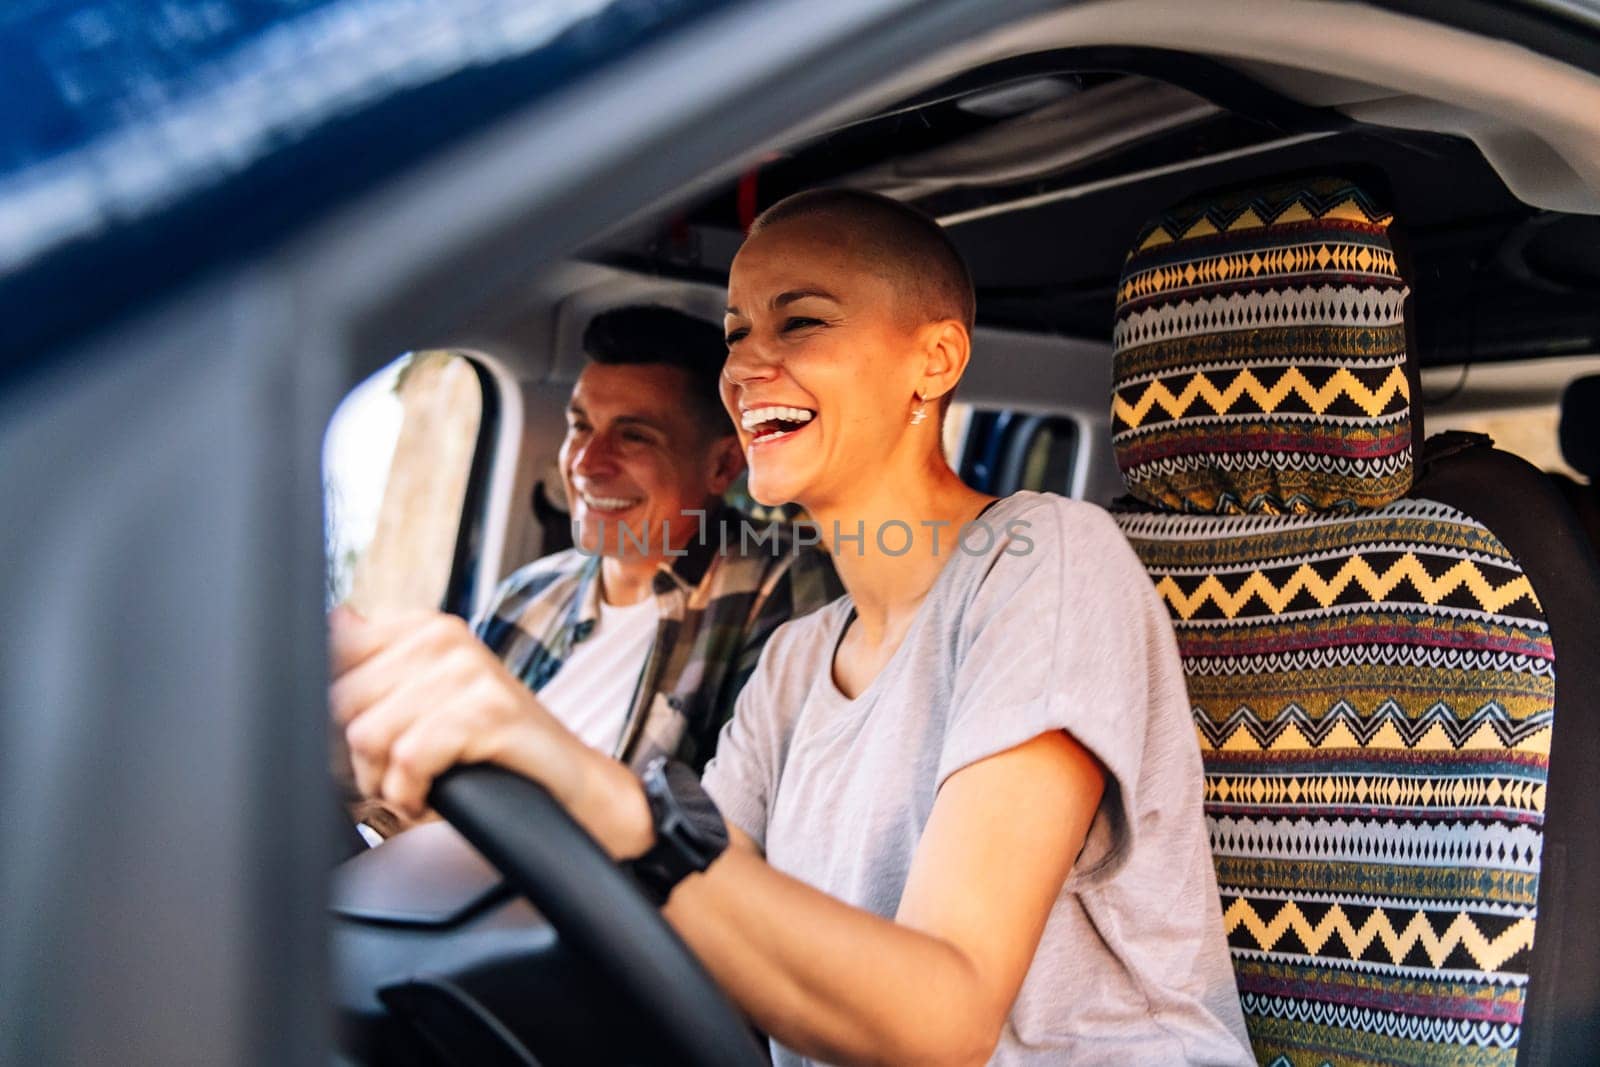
[{"xmin": 470, "ymin": 550, "xmax": 581, "ymax": 650}]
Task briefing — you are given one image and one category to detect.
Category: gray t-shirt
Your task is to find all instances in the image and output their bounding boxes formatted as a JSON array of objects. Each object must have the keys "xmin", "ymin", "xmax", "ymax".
[{"xmin": 702, "ymin": 492, "xmax": 1251, "ymax": 1066}]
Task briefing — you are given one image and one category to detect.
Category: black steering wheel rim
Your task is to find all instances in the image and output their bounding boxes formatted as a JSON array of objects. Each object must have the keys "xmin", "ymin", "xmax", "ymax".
[{"xmin": 428, "ymin": 763, "xmax": 768, "ymax": 1067}]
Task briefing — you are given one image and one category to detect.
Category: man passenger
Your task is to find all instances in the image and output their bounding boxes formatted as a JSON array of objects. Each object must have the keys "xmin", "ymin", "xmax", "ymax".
[
  {"xmin": 345, "ymin": 305, "xmax": 841, "ymax": 840},
  {"xmin": 475, "ymin": 305, "xmax": 842, "ymax": 769}
]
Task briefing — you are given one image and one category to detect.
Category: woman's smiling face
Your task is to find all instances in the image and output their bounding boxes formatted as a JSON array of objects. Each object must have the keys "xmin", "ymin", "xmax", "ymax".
[{"xmin": 721, "ymin": 219, "xmax": 929, "ymax": 509}]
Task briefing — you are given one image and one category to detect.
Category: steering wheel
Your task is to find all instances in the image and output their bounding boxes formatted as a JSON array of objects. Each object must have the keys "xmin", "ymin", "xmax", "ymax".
[{"xmin": 428, "ymin": 764, "xmax": 769, "ymax": 1067}]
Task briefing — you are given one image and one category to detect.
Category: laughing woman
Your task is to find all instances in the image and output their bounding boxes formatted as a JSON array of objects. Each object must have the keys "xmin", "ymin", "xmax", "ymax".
[{"xmin": 331, "ymin": 190, "xmax": 1251, "ymax": 1066}]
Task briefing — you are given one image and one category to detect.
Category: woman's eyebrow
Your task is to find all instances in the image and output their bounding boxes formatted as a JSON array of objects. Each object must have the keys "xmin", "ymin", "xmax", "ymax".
[
  {"xmin": 724, "ymin": 288, "xmax": 841, "ymax": 317},
  {"xmin": 774, "ymin": 288, "xmax": 839, "ymax": 308}
]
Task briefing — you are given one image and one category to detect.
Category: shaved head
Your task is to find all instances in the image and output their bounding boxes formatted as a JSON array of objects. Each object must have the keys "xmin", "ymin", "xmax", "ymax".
[{"xmin": 748, "ymin": 189, "xmax": 975, "ymax": 333}]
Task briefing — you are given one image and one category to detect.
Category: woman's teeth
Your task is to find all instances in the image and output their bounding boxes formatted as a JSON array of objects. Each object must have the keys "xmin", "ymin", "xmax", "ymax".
[{"xmin": 742, "ymin": 405, "xmax": 816, "ymax": 444}]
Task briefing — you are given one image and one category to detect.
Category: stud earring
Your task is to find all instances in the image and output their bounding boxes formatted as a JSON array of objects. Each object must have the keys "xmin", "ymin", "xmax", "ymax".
[{"xmin": 910, "ymin": 393, "xmax": 928, "ymax": 426}]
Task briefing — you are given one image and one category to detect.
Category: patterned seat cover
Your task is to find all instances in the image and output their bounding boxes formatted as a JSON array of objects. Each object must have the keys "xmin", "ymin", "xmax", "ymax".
[{"xmin": 1110, "ymin": 178, "xmax": 1553, "ymax": 1066}]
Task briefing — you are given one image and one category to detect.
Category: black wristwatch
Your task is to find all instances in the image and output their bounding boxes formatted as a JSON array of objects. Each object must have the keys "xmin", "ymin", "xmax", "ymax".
[{"xmin": 627, "ymin": 756, "xmax": 730, "ymax": 906}]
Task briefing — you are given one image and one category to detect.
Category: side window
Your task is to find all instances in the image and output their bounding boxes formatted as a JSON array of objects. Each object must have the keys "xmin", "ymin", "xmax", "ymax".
[
  {"xmin": 1421, "ymin": 358, "xmax": 1600, "ymax": 482},
  {"xmin": 1425, "ymin": 406, "xmax": 1575, "ymax": 478},
  {"xmin": 323, "ymin": 351, "xmax": 500, "ymax": 617},
  {"xmin": 951, "ymin": 403, "xmax": 1082, "ymax": 496},
  {"xmin": 1009, "ymin": 415, "xmax": 1080, "ymax": 494}
]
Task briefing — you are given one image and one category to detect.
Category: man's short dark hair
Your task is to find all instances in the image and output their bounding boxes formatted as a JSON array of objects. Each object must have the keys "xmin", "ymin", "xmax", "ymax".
[{"xmin": 581, "ymin": 305, "xmax": 732, "ymax": 433}]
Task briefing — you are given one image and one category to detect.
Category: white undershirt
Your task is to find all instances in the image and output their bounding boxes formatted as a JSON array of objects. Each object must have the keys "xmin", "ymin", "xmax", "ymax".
[{"xmin": 536, "ymin": 593, "xmax": 659, "ymax": 757}]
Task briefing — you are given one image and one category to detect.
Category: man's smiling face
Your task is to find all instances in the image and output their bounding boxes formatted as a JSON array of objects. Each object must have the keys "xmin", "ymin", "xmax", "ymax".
[{"xmin": 560, "ymin": 361, "xmax": 731, "ymax": 558}]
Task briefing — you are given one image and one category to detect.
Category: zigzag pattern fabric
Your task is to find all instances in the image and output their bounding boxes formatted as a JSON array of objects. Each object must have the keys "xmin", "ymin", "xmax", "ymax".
[
  {"xmin": 1115, "ymin": 500, "xmax": 1552, "ymax": 1066},
  {"xmin": 1112, "ymin": 177, "xmax": 1412, "ymax": 514}
]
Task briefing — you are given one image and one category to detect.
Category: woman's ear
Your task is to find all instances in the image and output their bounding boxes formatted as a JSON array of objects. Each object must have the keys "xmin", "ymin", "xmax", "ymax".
[
  {"xmin": 916, "ymin": 318, "xmax": 972, "ymax": 405},
  {"xmin": 705, "ymin": 433, "xmax": 747, "ymax": 495}
]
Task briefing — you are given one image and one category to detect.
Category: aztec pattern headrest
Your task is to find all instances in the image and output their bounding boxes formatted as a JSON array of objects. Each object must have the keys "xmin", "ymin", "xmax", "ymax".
[{"xmin": 1111, "ymin": 176, "xmax": 1414, "ymax": 514}]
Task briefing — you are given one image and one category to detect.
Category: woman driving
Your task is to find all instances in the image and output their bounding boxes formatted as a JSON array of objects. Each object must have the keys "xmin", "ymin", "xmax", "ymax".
[{"xmin": 331, "ymin": 189, "xmax": 1251, "ymax": 1065}]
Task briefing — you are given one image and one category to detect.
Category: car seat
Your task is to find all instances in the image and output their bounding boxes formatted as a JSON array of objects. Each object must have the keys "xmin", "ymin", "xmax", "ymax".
[
  {"xmin": 1554, "ymin": 374, "xmax": 1600, "ymax": 555},
  {"xmin": 1107, "ymin": 176, "xmax": 1600, "ymax": 1065}
]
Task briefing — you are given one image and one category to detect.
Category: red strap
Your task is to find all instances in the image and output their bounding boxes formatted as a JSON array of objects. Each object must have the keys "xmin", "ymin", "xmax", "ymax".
[{"xmin": 737, "ymin": 169, "xmax": 760, "ymax": 233}]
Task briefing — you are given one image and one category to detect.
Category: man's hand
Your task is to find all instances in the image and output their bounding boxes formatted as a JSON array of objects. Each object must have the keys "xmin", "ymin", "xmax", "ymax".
[{"xmin": 328, "ymin": 606, "xmax": 654, "ymax": 858}]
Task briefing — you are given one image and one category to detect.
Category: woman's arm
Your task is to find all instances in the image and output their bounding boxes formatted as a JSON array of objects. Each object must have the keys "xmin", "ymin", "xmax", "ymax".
[
  {"xmin": 330, "ymin": 606, "xmax": 1105, "ymax": 1067},
  {"xmin": 668, "ymin": 730, "xmax": 1103, "ymax": 1067}
]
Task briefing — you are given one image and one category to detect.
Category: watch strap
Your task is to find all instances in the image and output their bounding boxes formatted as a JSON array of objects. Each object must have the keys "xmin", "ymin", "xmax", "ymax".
[{"xmin": 628, "ymin": 757, "xmax": 729, "ymax": 906}]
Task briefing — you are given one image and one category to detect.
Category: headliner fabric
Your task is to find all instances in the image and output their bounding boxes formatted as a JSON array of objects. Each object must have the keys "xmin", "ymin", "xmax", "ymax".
[{"xmin": 1112, "ymin": 177, "xmax": 1413, "ymax": 515}]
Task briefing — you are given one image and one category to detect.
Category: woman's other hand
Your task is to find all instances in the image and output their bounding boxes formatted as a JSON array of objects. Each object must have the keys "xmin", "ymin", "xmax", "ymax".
[{"xmin": 327, "ymin": 605, "xmax": 653, "ymax": 859}]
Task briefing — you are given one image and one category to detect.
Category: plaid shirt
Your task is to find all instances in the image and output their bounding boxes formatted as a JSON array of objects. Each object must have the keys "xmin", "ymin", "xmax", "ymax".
[{"xmin": 474, "ymin": 507, "xmax": 843, "ymax": 771}]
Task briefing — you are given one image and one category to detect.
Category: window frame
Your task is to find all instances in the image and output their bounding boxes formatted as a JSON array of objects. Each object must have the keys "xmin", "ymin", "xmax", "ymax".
[{"xmin": 957, "ymin": 406, "xmax": 1087, "ymax": 497}]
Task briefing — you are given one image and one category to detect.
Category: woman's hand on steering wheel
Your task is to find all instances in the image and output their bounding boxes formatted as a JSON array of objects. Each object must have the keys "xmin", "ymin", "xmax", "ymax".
[{"xmin": 328, "ymin": 605, "xmax": 653, "ymax": 860}]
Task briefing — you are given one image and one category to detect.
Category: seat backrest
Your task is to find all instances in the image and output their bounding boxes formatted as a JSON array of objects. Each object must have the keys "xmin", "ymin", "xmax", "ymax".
[
  {"xmin": 1555, "ymin": 375, "xmax": 1600, "ymax": 555},
  {"xmin": 1108, "ymin": 177, "xmax": 1599, "ymax": 1066}
]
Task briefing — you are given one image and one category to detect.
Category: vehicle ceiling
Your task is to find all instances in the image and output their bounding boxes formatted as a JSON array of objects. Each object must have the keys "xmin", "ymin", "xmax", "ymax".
[
  {"xmin": 11, "ymin": 0, "xmax": 1600, "ymax": 387},
  {"xmin": 583, "ymin": 46, "xmax": 1600, "ymax": 370}
]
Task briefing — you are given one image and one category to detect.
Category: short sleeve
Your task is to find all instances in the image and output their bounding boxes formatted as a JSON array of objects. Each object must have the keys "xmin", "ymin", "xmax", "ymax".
[
  {"xmin": 701, "ymin": 607, "xmax": 832, "ymax": 852},
  {"xmin": 700, "ymin": 689, "xmax": 773, "ymax": 850},
  {"xmin": 937, "ymin": 501, "xmax": 1169, "ymax": 889}
]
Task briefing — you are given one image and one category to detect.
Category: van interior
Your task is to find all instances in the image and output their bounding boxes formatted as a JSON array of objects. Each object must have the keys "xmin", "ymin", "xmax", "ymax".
[
  {"xmin": 323, "ymin": 11, "xmax": 1600, "ymax": 1066},
  {"xmin": 7, "ymin": 3, "xmax": 1600, "ymax": 1065}
]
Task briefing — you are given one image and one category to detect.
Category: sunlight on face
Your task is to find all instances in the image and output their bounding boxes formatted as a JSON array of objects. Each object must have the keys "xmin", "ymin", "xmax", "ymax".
[
  {"xmin": 722, "ymin": 220, "xmax": 928, "ymax": 509},
  {"xmin": 560, "ymin": 361, "xmax": 721, "ymax": 557}
]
